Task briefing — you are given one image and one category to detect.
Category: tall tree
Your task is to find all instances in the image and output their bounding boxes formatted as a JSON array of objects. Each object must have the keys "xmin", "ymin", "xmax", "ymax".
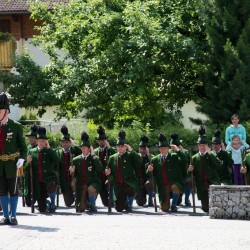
[
  {"xmin": 197, "ymin": 0, "xmax": 250, "ymax": 123},
  {"xmin": 3, "ymin": 0, "xmax": 206, "ymax": 125}
]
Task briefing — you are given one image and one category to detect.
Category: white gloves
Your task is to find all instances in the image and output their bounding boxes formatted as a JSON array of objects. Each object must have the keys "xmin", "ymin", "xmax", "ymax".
[{"xmin": 16, "ymin": 158, "xmax": 25, "ymax": 169}]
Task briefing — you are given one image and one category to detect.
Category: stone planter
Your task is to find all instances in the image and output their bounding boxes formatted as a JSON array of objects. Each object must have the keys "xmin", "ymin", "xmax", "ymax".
[{"xmin": 209, "ymin": 185, "xmax": 250, "ymax": 220}]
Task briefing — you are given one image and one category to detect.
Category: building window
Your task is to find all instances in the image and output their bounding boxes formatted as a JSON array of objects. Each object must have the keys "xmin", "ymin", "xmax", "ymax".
[{"xmin": 0, "ymin": 20, "xmax": 11, "ymax": 33}]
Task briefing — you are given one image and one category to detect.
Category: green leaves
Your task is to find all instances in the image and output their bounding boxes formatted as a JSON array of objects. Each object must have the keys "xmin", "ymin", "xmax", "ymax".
[
  {"xmin": 198, "ymin": 0, "xmax": 250, "ymax": 123},
  {"xmin": 4, "ymin": 0, "xmax": 206, "ymax": 125}
]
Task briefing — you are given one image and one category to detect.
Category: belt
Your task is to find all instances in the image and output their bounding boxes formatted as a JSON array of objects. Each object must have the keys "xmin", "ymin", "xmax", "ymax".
[{"xmin": 0, "ymin": 152, "xmax": 19, "ymax": 161}]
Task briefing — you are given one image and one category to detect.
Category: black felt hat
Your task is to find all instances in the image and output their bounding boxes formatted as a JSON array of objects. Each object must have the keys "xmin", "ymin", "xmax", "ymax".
[
  {"xmin": 212, "ymin": 129, "xmax": 222, "ymax": 144},
  {"xmin": 26, "ymin": 125, "xmax": 38, "ymax": 137},
  {"xmin": 139, "ymin": 135, "xmax": 149, "ymax": 148},
  {"xmin": 158, "ymin": 133, "xmax": 170, "ymax": 147},
  {"xmin": 170, "ymin": 132, "xmax": 181, "ymax": 146},
  {"xmin": 0, "ymin": 92, "xmax": 10, "ymax": 111},
  {"xmin": 37, "ymin": 127, "xmax": 48, "ymax": 140},
  {"xmin": 116, "ymin": 130, "xmax": 126, "ymax": 145},
  {"xmin": 60, "ymin": 125, "xmax": 71, "ymax": 141},
  {"xmin": 96, "ymin": 126, "xmax": 107, "ymax": 140},
  {"xmin": 80, "ymin": 132, "xmax": 91, "ymax": 147},
  {"xmin": 197, "ymin": 125, "xmax": 208, "ymax": 144}
]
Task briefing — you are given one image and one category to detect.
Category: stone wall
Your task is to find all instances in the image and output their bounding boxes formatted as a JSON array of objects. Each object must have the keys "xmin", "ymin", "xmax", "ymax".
[{"xmin": 209, "ymin": 185, "xmax": 250, "ymax": 220}]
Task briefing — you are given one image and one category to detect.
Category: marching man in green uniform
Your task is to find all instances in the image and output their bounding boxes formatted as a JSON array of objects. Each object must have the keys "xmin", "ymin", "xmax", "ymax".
[
  {"xmin": 24, "ymin": 125, "xmax": 38, "ymax": 207},
  {"xmin": 26, "ymin": 127, "xmax": 60, "ymax": 213},
  {"xmin": 211, "ymin": 130, "xmax": 233, "ymax": 185},
  {"xmin": 147, "ymin": 133, "xmax": 185, "ymax": 212},
  {"xmin": 188, "ymin": 126, "xmax": 221, "ymax": 213},
  {"xmin": 105, "ymin": 130, "xmax": 142, "ymax": 212},
  {"xmin": 69, "ymin": 132, "xmax": 101, "ymax": 213},
  {"xmin": 135, "ymin": 135, "xmax": 154, "ymax": 207},
  {"xmin": 169, "ymin": 132, "xmax": 192, "ymax": 206},
  {"xmin": 94, "ymin": 126, "xmax": 116, "ymax": 207},
  {"xmin": 0, "ymin": 93, "xmax": 27, "ymax": 225},
  {"xmin": 57, "ymin": 125, "xmax": 82, "ymax": 207}
]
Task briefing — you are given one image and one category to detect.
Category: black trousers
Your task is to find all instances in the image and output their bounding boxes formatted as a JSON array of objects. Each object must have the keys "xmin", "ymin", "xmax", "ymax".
[
  {"xmin": 0, "ymin": 170, "xmax": 18, "ymax": 197},
  {"xmin": 62, "ymin": 183, "xmax": 74, "ymax": 207},
  {"xmin": 36, "ymin": 182, "xmax": 57, "ymax": 212},
  {"xmin": 201, "ymin": 181, "xmax": 210, "ymax": 213},
  {"xmin": 115, "ymin": 183, "xmax": 135, "ymax": 212}
]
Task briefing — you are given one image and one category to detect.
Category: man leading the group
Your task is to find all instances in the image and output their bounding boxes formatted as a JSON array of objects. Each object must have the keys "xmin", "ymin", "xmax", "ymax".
[{"xmin": 0, "ymin": 93, "xmax": 27, "ymax": 225}]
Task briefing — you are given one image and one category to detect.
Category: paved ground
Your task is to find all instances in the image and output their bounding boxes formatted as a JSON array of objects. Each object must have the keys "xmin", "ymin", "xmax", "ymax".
[{"xmin": 0, "ymin": 195, "xmax": 250, "ymax": 250}]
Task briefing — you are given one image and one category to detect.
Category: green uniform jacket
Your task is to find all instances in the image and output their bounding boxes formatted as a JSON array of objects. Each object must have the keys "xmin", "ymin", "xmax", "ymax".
[
  {"xmin": 73, "ymin": 154, "xmax": 102, "ymax": 204},
  {"xmin": 57, "ymin": 146, "xmax": 82, "ymax": 193},
  {"xmin": 151, "ymin": 151, "xmax": 185, "ymax": 203},
  {"xmin": 94, "ymin": 147, "xmax": 117, "ymax": 170},
  {"xmin": 192, "ymin": 153, "xmax": 221, "ymax": 200},
  {"xmin": 24, "ymin": 147, "xmax": 60, "ymax": 198},
  {"xmin": 108, "ymin": 150, "xmax": 142, "ymax": 200},
  {"xmin": 170, "ymin": 149, "xmax": 189, "ymax": 180},
  {"xmin": 0, "ymin": 119, "xmax": 27, "ymax": 178},
  {"xmin": 211, "ymin": 150, "xmax": 233, "ymax": 185}
]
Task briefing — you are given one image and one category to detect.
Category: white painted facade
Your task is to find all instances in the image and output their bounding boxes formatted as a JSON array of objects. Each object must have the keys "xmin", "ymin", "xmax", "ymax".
[{"xmin": 180, "ymin": 101, "xmax": 208, "ymax": 129}]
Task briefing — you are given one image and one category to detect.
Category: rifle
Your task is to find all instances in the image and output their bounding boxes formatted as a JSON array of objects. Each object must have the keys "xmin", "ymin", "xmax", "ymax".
[
  {"xmin": 29, "ymin": 162, "xmax": 34, "ymax": 213},
  {"xmin": 20, "ymin": 174, "xmax": 25, "ymax": 207},
  {"xmin": 189, "ymin": 149, "xmax": 196, "ymax": 213},
  {"xmin": 106, "ymin": 148, "xmax": 112, "ymax": 213},
  {"xmin": 148, "ymin": 153, "xmax": 157, "ymax": 212}
]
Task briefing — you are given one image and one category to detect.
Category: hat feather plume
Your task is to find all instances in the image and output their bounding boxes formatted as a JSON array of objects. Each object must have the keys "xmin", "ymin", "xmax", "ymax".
[
  {"xmin": 140, "ymin": 135, "xmax": 149, "ymax": 143},
  {"xmin": 97, "ymin": 126, "xmax": 105, "ymax": 135},
  {"xmin": 31, "ymin": 125, "xmax": 38, "ymax": 133},
  {"xmin": 198, "ymin": 125, "xmax": 206, "ymax": 136},
  {"xmin": 171, "ymin": 132, "xmax": 178, "ymax": 140},
  {"xmin": 214, "ymin": 129, "xmax": 221, "ymax": 137},
  {"xmin": 81, "ymin": 132, "xmax": 89, "ymax": 141},
  {"xmin": 38, "ymin": 127, "xmax": 46, "ymax": 135},
  {"xmin": 158, "ymin": 133, "xmax": 166, "ymax": 141},
  {"xmin": 118, "ymin": 130, "xmax": 126, "ymax": 139},
  {"xmin": 61, "ymin": 125, "xmax": 68, "ymax": 135}
]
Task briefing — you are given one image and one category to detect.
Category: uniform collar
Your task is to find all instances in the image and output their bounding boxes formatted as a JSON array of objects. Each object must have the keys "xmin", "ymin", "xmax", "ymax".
[
  {"xmin": 199, "ymin": 152, "xmax": 207, "ymax": 156},
  {"xmin": 0, "ymin": 118, "xmax": 9, "ymax": 126},
  {"xmin": 82, "ymin": 153, "xmax": 90, "ymax": 159}
]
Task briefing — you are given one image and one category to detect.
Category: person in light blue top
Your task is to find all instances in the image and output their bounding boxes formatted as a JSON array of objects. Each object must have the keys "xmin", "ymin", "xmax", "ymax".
[
  {"xmin": 225, "ymin": 114, "xmax": 246, "ymax": 145},
  {"xmin": 226, "ymin": 135, "xmax": 249, "ymax": 185}
]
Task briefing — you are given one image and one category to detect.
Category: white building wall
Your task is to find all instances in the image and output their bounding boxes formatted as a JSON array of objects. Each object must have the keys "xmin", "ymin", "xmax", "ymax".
[{"xmin": 180, "ymin": 101, "xmax": 208, "ymax": 129}]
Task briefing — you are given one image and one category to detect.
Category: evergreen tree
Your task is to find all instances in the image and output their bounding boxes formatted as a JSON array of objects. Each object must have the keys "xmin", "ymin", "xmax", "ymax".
[{"xmin": 197, "ymin": 0, "xmax": 250, "ymax": 124}]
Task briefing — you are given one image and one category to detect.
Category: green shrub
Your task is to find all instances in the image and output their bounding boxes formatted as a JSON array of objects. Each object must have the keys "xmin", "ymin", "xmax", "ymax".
[{"xmin": 19, "ymin": 113, "xmax": 41, "ymax": 125}]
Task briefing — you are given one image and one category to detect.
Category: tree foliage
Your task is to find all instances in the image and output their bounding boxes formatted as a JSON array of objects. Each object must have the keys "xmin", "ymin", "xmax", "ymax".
[
  {"xmin": 15, "ymin": 0, "xmax": 204, "ymax": 126},
  {"xmin": 0, "ymin": 0, "xmax": 208, "ymax": 125},
  {"xmin": 0, "ymin": 52, "xmax": 59, "ymax": 117},
  {"xmin": 197, "ymin": 0, "xmax": 250, "ymax": 124}
]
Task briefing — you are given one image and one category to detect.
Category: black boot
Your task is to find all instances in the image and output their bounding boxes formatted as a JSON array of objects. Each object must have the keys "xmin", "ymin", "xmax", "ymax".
[
  {"xmin": 0, "ymin": 217, "xmax": 10, "ymax": 225},
  {"xmin": 10, "ymin": 217, "xmax": 18, "ymax": 225}
]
